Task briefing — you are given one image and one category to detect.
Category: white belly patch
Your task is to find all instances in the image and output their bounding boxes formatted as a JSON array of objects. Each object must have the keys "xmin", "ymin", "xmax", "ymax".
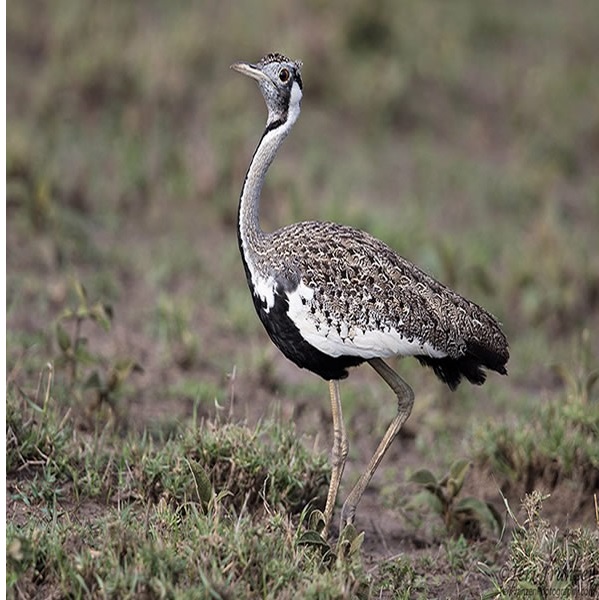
[{"xmin": 286, "ymin": 279, "xmax": 446, "ymax": 360}]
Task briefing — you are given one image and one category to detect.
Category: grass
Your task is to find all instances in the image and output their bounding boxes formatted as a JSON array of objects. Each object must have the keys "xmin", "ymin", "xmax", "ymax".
[
  {"xmin": 486, "ymin": 491, "xmax": 599, "ymax": 599},
  {"xmin": 8, "ymin": 497, "xmax": 366, "ymax": 599},
  {"xmin": 7, "ymin": 0, "xmax": 599, "ymax": 597},
  {"xmin": 7, "ymin": 377, "xmax": 354, "ymax": 599},
  {"xmin": 7, "ymin": 375, "xmax": 328, "ymax": 511},
  {"xmin": 19, "ymin": 369, "xmax": 598, "ymax": 598},
  {"xmin": 473, "ymin": 333, "xmax": 599, "ymax": 494}
]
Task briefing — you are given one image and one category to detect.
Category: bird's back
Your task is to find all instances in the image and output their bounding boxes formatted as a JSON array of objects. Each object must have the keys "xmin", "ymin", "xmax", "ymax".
[{"xmin": 244, "ymin": 220, "xmax": 508, "ymax": 387}]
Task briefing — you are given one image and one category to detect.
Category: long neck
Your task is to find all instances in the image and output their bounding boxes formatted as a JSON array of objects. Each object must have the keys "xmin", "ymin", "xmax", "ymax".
[
  {"xmin": 237, "ymin": 123, "xmax": 291, "ymax": 253},
  {"xmin": 237, "ymin": 80, "xmax": 302, "ymax": 261}
]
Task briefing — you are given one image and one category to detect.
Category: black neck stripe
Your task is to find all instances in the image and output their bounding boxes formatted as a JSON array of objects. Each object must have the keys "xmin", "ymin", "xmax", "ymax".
[{"xmin": 263, "ymin": 117, "xmax": 286, "ymax": 136}]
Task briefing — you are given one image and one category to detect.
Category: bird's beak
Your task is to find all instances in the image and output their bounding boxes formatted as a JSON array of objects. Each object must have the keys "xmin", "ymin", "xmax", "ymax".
[{"xmin": 230, "ymin": 62, "xmax": 271, "ymax": 84}]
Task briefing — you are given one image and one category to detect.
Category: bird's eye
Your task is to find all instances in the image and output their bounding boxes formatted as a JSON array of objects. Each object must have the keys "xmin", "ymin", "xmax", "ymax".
[{"xmin": 278, "ymin": 68, "xmax": 290, "ymax": 83}]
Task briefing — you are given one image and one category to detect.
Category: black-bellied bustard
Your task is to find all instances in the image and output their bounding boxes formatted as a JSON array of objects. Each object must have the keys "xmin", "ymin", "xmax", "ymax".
[{"xmin": 231, "ymin": 53, "xmax": 508, "ymax": 535}]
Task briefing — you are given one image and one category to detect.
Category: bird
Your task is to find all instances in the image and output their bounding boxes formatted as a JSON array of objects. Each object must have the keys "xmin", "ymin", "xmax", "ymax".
[{"xmin": 231, "ymin": 52, "xmax": 509, "ymax": 535}]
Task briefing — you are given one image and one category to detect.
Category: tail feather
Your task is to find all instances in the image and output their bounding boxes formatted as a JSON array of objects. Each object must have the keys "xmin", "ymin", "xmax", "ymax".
[{"xmin": 417, "ymin": 340, "xmax": 508, "ymax": 391}]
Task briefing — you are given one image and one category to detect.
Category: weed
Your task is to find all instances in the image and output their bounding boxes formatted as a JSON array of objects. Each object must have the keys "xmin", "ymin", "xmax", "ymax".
[
  {"xmin": 52, "ymin": 279, "xmax": 143, "ymax": 423},
  {"xmin": 487, "ymin": 491, "xmax": 599, "ymax": 599},
  {"xmin": 183, "ymin": 420, "xmax": 329, "ymax": 514},
  {"xmin": 404, "ymin": 459, "xmax": 503, "ymax": 539},
  {"xmin": 297, "ymin": 510, "xmax": 366, "ymax": 570},
  {"xmin": 373, "ymin": 556, "xmax": 418, "ymax": 599},
  {"xmin": 54, "ymin": 279, "xmax": 113, "ymax": 386}
]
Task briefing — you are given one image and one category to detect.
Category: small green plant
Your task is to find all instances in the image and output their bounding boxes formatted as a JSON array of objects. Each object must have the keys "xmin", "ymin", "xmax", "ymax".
[
  {"xmin": 405, "ymin": 459, "xmax": 503, "ymax": 539},
  {"xmin": 373, "ymin": 556, "xmax": 418, "ymax": 599},
  {"xmin": 54, "ymin": 279, "xmax": 142, "ymax": 413},
  {"xmin": 83, "ymin": 358, "xmax": 144, "ymax": 412},
  {"xmin": 54, "ymin": 279, "xmax": 113, "ymax": 386},
  {"xmin": 297, "ymin": 509, "xmax": 365, "ymax": 567}
]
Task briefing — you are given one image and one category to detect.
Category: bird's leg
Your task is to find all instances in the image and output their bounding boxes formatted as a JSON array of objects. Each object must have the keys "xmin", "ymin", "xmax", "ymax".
[
  {"xmin": 322, "ymin": 379, "xmax": 348, "ymax": 537},
  {"xmin": 340, "ymin": 358, "xmax": 414, "ymax": 530}
]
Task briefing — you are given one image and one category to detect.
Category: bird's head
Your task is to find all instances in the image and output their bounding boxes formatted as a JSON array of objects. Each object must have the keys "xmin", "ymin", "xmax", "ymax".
[{"xmin": 231, "ymin": 53, "xmax": 303, "ymax": 129}]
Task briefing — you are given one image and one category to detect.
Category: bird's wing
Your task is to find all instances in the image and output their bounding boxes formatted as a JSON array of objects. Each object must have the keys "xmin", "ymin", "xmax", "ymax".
[{"xmin": 269, "ymin": 221, "xmax": 505, "ymax": 362}]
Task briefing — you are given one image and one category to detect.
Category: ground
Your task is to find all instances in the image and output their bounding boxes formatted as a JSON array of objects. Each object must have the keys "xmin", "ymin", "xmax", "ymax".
[{"xmin": 6, "ymin": 1, "xmax": 599, "ymax": 598}]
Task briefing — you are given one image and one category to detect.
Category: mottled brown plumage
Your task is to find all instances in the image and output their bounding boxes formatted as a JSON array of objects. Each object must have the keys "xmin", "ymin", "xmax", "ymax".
[{"xmin": 249, "ymin": 220, "xmax": 508, "ymax": 387}]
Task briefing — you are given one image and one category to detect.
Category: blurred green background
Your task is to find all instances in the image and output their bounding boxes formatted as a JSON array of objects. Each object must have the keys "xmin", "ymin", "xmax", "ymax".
[{"xmin": 8, "ymin": 0, "xmax": 599, "ymax": 399}]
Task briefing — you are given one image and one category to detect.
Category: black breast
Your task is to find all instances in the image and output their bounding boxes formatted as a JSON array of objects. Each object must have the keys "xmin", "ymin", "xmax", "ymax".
[
  {"xmin": 238, "ymin": 237, "xmax": 364, "ymax": 380},
  {"xmin": 251, "ymin": 286, "xmax": 364, "ymax": 381}
]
